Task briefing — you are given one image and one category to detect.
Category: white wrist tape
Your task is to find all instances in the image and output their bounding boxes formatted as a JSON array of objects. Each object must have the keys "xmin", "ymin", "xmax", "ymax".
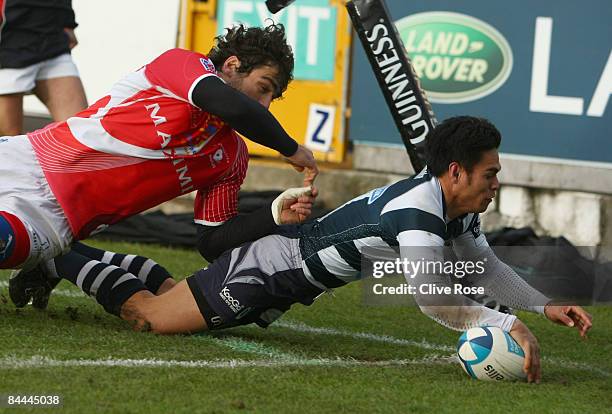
[{"xmin": 271, "ymin": 186, "xmax": 312, "ymax": 225}]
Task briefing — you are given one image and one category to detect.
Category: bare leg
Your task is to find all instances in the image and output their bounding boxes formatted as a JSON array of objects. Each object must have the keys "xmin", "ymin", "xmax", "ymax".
[
  {"xmin": 156, "ymin": 278, "xmax": 177, "ymax": 295},
  {"xmin": 120, "ymin": 280, "xmax": 207, "ymax": 334},
  {"xmin": 34, "ymin": 76, "xmax": 87, "ymax": 121},
  {"xmin": 0, "ymin": 93, "xmax": 24, "ymax": 135}
]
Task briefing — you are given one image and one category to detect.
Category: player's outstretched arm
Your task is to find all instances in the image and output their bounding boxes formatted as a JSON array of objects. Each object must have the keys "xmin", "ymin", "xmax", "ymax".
[
  {"xmin": 192, "ymin": 77, "xmax": 319, "ymax": 180},
  {"xmin": 458, "ymin": 245, "xmax": 593, "ymax": 337},
  {"xmin": 192, "ymin": 77, "xmax": 299, "ymax": 158},
  {"xmin": 197, "ymin": 186, "xmax": 317, "ymax": 262},
  {"xmin": 459, "ymin": 246, "xmax": 551, "ymax": 314},
  {"xmin": 544, "ymin": 304, "xmax": 593, "ymax": 337}
]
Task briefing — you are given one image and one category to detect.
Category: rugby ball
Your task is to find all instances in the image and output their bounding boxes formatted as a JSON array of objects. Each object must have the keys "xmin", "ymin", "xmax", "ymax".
[{"xmin": 457, "ymin": 326, "xmax": 527, "ymax": 381}]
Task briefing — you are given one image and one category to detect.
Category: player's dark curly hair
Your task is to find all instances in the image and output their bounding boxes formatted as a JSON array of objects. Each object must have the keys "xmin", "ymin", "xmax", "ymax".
[
  {"xmin": 425, "ymin": 116, "xmax": 501, "ymax": 176},
  {"xmin": 208, "ymin": 23, "xmax": 294, "ymax": 97}
]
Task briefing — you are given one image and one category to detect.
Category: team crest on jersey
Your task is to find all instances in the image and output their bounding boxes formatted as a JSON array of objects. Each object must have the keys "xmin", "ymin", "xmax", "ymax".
[
  {"xmin": 213, "ymin": 148, "xmax": 224, "ymax": 162},
  {"xmin": 368, "ymin": 185, "xmax": 390, "ymax": 204},
  {"xmin": 200, "ymin": 57, "xmax": 216, "ymax": 73},
  {"xmin": 210, "ymin": 147, "xmax": 225, "ymax": 167}
]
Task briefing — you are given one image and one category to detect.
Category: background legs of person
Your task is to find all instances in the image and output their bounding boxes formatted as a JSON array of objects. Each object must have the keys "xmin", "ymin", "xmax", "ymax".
[{"xmin": 33, "ymin": 76, "xmax": 87, "ymax": 122}]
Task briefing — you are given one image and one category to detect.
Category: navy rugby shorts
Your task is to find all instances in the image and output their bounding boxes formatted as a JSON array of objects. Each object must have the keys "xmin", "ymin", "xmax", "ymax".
[{"xmin": 186, "ymin": 232, "xmax": 324, "ymax": 330}]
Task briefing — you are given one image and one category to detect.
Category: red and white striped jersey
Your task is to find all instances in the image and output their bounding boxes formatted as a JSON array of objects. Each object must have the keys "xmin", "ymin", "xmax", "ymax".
[{"xmin": 27, "ymin": 48, "xmax": 248, "ymax": 240}]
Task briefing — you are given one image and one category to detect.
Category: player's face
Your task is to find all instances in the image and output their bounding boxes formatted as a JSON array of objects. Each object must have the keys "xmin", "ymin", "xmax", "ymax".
[
  {"xmin": 232, "ymin": 64, "xmax": 281, "ymax": 109},
  {"xmin": 461, "ymin": 149, "xmax": 501, "ymax": 213}
]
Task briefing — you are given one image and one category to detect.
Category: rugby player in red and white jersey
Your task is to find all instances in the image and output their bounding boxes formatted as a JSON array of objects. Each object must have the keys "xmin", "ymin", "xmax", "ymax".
[{"xmin": 2, "ymin": 24, "xmax": 319, "ymax": 311}]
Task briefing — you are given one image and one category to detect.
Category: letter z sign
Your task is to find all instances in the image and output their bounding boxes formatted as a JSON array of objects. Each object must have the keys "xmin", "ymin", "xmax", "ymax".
[{"xmin": 305, "ymin": 103, "xmax": 335, "ymax": 152}]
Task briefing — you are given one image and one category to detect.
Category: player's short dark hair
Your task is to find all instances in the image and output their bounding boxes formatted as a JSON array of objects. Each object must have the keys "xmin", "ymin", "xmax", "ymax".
[
  {"xmin": 208, "ymin": 23, "xmax": 294, "ymax": 97},
  {"xmin": 425, "ymin": 116, "xmax": 501, "ymax": 176}
]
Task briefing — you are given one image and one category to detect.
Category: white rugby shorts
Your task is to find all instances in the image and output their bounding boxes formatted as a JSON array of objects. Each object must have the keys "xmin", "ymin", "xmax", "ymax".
[
  {"xmin": 0, "ymin": 53, "xmax": 81, "ymax": 95},
  {"xmin": 0, "ymin": 135, "xmax": 73, "ymax": 268}
]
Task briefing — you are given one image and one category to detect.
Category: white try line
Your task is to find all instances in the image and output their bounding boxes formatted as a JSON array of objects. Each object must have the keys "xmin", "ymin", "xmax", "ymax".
[
  {"xmin": 198, "ymin": 334, "xmax": 304, "ymax": 360},
  {"xmin": 0, "ymin": 355, "xmax": 458, "ymax": 370},
  {"xmin": 542, "ymin": 357, "xmax": 611, "ymax": 378},
  {"xmin": 1, "ymin": 280, "xmax": 609, "ymax": 377},
  {"xmin": 271, "ymin": 319, "xmax": 610, "ymax": 378},
  {"xmin": 272, "ymin": 320, "xmax": 455, "ymax": 352}
]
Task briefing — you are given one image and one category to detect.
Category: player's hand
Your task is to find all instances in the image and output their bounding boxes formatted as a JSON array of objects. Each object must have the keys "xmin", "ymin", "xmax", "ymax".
[
  {"xmin": 271, "ymin": 186, "xmax": 318, "ymax": 225},
  {"xmin": 544, "ymin": 303, "xmax": 592, "ymax": 338},
  {"xmin": 64, "ymin": 28, "xmax": 78, "ymax": 49},
  {"xmin": 509, "ymin": 319, "xmax": 541, "ymax": 383},
  {"xmin": 284, "ymin": 144, "xmax": 319, "ymax": 186}
]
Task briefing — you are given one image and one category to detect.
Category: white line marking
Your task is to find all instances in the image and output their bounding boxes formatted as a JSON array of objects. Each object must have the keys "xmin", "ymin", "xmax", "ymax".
[
  {"xmin": 542, "ymin": 357, "xmax": 611, "ymax": 378},
  {"xmin": 271, "ymin": 320, "xmax": 611, "ymax": 377},
  {"xmin": 273, "ymin": 320, "xmax": 454, "ymax": 352},
  {"xmin": 197, "ymin": 335, "xmax": 302, "ymax": 360},
  {"xmin": 0, "ymin": 355, "xmax": 458, "ymax": 370},
  {"xmin": 1, "ymin": 280, "xmax": 609, "ymax": 377}
]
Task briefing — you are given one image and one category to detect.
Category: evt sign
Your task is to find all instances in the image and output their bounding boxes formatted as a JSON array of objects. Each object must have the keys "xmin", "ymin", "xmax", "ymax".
[{"xmin": 217, "ymin": 0, "xmax": 337, "ymax": 81}]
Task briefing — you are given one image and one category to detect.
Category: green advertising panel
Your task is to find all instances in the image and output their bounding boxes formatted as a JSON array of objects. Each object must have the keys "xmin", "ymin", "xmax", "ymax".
[{"xmin": 395, "ymin": 12, "xmax": 513, "ymax": 103}]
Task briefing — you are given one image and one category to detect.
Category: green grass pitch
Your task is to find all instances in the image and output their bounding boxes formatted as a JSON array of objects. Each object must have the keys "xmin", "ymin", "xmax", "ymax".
[{"xmin": 1, "ymin": 240, "xmax": 610, "ymax": 413}]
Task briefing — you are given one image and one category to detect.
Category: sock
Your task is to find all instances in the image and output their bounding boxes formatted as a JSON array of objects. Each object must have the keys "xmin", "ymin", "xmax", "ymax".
[
  {"xmin": 51, "ymin": 250, "xmax": 149, "ymax": 316},
  {"xmin": 71, "ymin": 242, "xmax": 172, "ymax": 293}
]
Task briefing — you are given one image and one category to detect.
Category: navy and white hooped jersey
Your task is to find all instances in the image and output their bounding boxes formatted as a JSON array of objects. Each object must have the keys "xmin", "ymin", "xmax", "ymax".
[{"xmin": 298, "ymin": 168, "xmax": 488, "ymax": 288}]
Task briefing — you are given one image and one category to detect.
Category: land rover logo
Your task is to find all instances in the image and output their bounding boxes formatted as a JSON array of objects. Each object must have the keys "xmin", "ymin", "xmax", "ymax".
[{"xmin": 395, "ymin": 12, "xmax": 513, "ymax": 104}]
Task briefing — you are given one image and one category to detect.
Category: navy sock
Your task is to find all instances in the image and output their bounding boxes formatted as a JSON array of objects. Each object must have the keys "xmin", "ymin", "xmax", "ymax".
[
  {"xmin": 72, "ymin": 242, "xmax": 172, "ymax": 293},
  {"xmin": 53, "ymin": 250, "xmax": 149, "ymax": 316}
]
